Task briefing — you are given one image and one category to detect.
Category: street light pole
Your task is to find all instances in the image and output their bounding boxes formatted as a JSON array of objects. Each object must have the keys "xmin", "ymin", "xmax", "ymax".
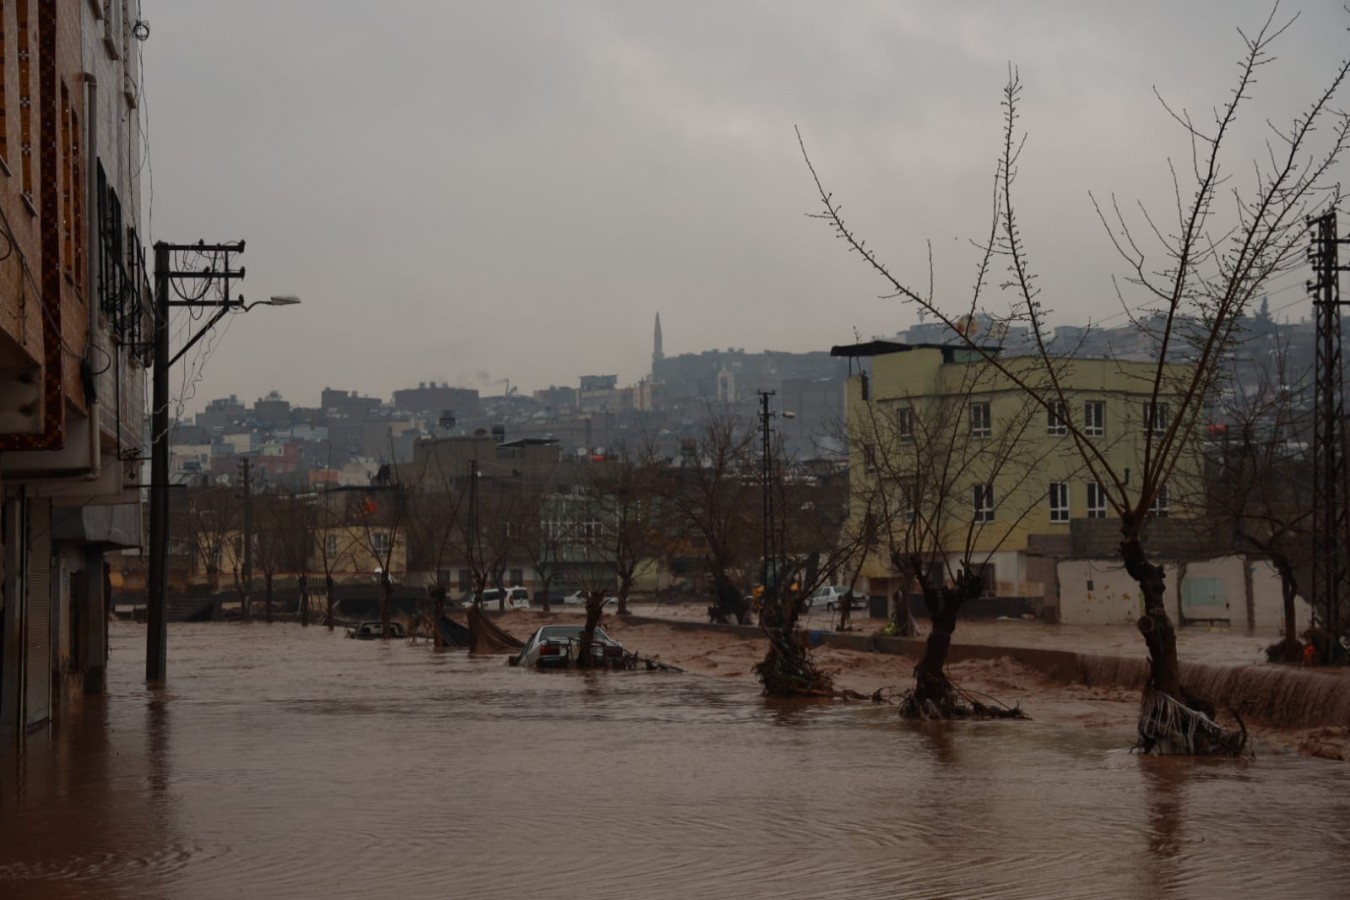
[{"xmin": 145, "ymin": 239, "xmax": 298, "ymax": 683}]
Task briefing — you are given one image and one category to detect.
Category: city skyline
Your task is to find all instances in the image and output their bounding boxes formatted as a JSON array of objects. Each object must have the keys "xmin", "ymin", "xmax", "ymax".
[{"xmin": 146, "ymin": 2, "xmax": 1347, "ymax": 416}]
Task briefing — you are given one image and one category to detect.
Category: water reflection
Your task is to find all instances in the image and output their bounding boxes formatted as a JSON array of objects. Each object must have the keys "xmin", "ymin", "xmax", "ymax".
[{"xmin": 1, "ymin": 622, "xmax": 1348, "ymax": 900}]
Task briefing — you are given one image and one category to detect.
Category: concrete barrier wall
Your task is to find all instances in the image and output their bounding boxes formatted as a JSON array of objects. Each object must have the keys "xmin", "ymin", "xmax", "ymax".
[{"xmin": 1059, "ymin": 555, "xmax": 1313, "ymax": 631}]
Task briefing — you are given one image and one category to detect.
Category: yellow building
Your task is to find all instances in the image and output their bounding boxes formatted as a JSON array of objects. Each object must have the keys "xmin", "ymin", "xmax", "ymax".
[{"xmin": 836, "ymin": 341, "xmax": 1200, "ymax": 604}]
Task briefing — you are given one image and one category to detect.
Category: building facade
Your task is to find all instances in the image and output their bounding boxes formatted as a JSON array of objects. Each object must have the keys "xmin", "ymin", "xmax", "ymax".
[
  {"xmin": 0, "ymin": 1, "xmax": 149, "ymax": 743},
  {"xmin": 840, "ymin": 342, "xmax": 1200, "ymax": 611}
]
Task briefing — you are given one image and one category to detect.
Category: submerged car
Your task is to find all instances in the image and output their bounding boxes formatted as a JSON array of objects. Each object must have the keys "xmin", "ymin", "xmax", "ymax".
[
  {"xmin": 514, "ymin": 624, "xmax": 626, "ymax": 669},
  {"xmin": 345, "ymin": 621, "xmax": 406, "ymax": 640}
]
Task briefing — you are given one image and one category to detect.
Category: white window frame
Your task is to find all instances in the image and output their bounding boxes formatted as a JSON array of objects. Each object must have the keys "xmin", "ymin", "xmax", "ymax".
[
  {"xmin": 1149, "ymin": 483, "xmax": 1170, "ymax": 517},
  {"xmin": 900, "ymin": 476, "xmax": 919, "ymax": 524},
  {"xmin": 1084, "ymin": 401, "xmax": 1105, "ymax": 437},
  {"xmin": 1086, "ymin": 482, "xmax": 1108, "ymax": 519},
  {"xmin": 1047, "ymin": 400, "xmax": 1068, "ymax": 436},
  {"xmin": 1049, "ymin": 482, "xmax": 1070, "ymax": 523},
  {"xmin": 897, "ymin": 406, "xmax": 915, "ymax": 442},
  {"xmin": 862, "ymin": 443, "xmax": 878, "ymax": 473},
  {"xmin": 1144, "ymin": 402, "xmax": 1169, "ymax": 437},
  {"xmin": 371, "ymin": 531, "xmax": 391, "ymax": 555},
  {"xmin": 970, "ymin": 402, "xmax": 992, "ymax": 439},
  {"xmin": 324, "ymin": 533, "xmax": 338, "ymax": 556},
  {"xmin": 973, "ymin": 483, "xmax": 995, "ymax": 523}
]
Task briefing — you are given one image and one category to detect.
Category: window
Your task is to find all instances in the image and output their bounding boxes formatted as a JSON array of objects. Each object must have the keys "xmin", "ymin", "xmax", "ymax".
[
  {"xmin": 970, "ymin": 402, "xmax": 992, "ymax": 438},
  {"xmin": 1143, "ymin": 402, "xmax": 1169, "ymax": 436},
  {"xmin": 1086, "ymin": 482, "xmax": 1108, "ymax": 519},
  {"xmin": 458, "ymin": 569, "xmax": 472, "ymax": 592},
  {"xmin": 1149, "ymin": 483, "xmax": 1170, "ymax": 517},
  {"xmin": 1047, "ymin": 400, "xmax": 1068, "ymax": 436},
  {"xmin": 897, "ymin": 406, "xmax": 915, "ymax": 442},
  {"xmin": 580, "ymin": 519, "xmax": 602, "ymax": 545},
  {"xmin": 1084, "ymin": 401, "xmax": 1105, "ymax": 437},
  {"xmin": 324, "ymin": 534, "xmax": 338, "ymax": 556},
  {"xmin": 1049, "ymin": 482, "xmax": 1069, "ymax": 523},
  {"xmin": 509, "ymin": 568, "xmax": 523, "ymax": 585},
  {"xmin": 371, "ymin": 532, "xmax": 391, "ymax": 555},
  {"xmin": 973, "ymin": 483, "xmax": 995, "ymax": 523},
  {"xmin": 900, "ymin": 477, "xmax": 919, "ymax": 524},
  {"xmin": 17, "ymin": 0, "xmax": 35, "ymax": 202},
  {"xmin": 862, "ymin": 443, "xmax": 877, "ymax": 473}
]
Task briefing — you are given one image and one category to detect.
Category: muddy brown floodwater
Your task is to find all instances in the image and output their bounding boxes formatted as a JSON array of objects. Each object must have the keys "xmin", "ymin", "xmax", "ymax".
[{"xmin": 2, "ymin": 621, "xmax": 1349, "ymax": 899}]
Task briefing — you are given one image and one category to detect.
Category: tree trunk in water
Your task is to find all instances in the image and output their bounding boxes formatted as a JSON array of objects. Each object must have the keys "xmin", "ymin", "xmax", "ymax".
[
  {"xmin": 911, "ymin": 586, "xmax": 961, "ymax": 708},
  {"xmin": 1121, "ymin": 536, "xmax": 1183, "ymax": 699},
  {"xmin": 380, "ymin": 575, "xmax": 392, "ymax": 640},
  {"xmin": 710, "ymin": 569, "xmax": 748, "ymax": 624},
  {"xmin": 325, "ymin": 578, "xmax": 335, "ymax": 631},
  {"xmin": 1270, "ymin": 554, "xmax": 1303, "ymax": 663},
  {"xmin": 579, "ymin": 591, "xmax": 604, "ymax": 667},
  {"xmin": 298, "ymin": 575, "xmax": 309, "ymax": 627},
  {"xmin": 264, "ymin": 574, "xmax": 274, "ymax": 624},
  {"xmin": 431, "ymin": 586, "xmax": 447, "ymax": 649}
]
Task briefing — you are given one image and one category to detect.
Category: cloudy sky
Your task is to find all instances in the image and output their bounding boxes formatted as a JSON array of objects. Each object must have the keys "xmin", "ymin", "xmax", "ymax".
[{"xmin": 144, "ymin": 1, "xmax": 1348, "ymax": 414}]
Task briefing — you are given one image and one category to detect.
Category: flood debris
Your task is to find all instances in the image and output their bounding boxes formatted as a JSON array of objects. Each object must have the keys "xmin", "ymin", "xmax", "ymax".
[
  {"xmin": 1135, "ymin": 688, "xmax": 1249, "ymax": 757},
  {"xmin": 897, "ymin": 669, "xmax": 1027, "ymax": 721},
  {"xmin": 755, "ymin": 626, "xmax": 836, "ymax": 697},
  {"xmin": 466, "ymin": 605, "xmax": 524, "ymax": 654}
]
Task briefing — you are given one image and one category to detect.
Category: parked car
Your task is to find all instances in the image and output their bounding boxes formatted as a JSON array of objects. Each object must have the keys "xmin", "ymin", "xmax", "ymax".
[
  {"xmin": 460, "ymin": 586, "xmax": 531, "ymax": 610},
  {"xmin": 808, "ymin": 585, "xmax": 862, "ymax": 611},
  {"xmin": 514, "ymin": 624, "xmax": 626, "ymax": 669}
]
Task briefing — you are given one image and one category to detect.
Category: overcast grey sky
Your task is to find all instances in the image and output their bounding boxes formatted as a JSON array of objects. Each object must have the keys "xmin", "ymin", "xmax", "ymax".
[{"xmin": 144, "ymin": 1, "xmax": 1349, "ymax": 414}]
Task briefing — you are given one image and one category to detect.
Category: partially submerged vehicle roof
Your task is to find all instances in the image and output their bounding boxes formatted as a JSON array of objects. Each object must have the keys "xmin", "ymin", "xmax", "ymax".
[{"xmin": 533, "ymin": 624, "xmax": 613, "ymax": 640}]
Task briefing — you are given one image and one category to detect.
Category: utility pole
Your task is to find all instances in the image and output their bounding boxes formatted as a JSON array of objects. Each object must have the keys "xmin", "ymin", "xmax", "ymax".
[
  {"xmin": 145, "ymin": 242, "xmax": 298, "ymax": 681},
  {"xmin": 239, "ymin": 456, "xmax": 254, "ymax": 623},
  {"xmin": 759, "ymin": 390, "xmax": 776, "ymax": 615},
  {"xmin": 1309, "ymin": 211, "xmax": 1350, "ymax": 650},
  {"xmin": 146, "ymin": 241, "xmax": 246, "ymax": 683}
]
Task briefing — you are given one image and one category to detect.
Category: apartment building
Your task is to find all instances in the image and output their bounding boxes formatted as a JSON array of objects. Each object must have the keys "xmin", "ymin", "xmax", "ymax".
[
  {"xmin": 0, "ymin": 1, "xmax": 149, "ymax": 742},
  {"xmin": 838, "ymin": 341, "xmax": 1200, "ymax": 606}
]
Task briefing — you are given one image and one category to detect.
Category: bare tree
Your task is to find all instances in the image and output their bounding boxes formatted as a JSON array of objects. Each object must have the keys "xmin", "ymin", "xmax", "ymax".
[
  {"xmin": 654, "ymin": 415, "xmax": 760, "ymax": 624},
  {"xmin": 183, "ymin": 485, "xmax": 238, "ymax": 592},
  {"xmin": 351, "ymin": 474, "xmax": 410, "ymax": 640},
  {"xmin": 253, "ymin": 491, "xmax": 312, "ymax": 624},
  {"xmin": 310, "ymin": 489, "xmax": 353, "ymax": 630},
  {"xmin": 589, "ymin": 446, "xmax": 664, "ymax": 616},
  {"xmin": 801, "ymin": 11, "xmax": 1349, "ymax": 751},
  {"xmin": 404, "ymin": 452, "xmax": 472, "ymax": 645},
  {"xmin": 850, "ymin": 350, "xmax": 1052, "ymax": 716},
  {"xmin": 1204, "ymin": 331, "xmax": 1315, "ymax": 660}
]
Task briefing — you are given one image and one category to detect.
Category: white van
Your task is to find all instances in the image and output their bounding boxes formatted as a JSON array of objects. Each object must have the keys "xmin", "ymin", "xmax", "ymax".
[{"xmin": 462, "ymin": 586, "xmax": 531, "ymax": 610}]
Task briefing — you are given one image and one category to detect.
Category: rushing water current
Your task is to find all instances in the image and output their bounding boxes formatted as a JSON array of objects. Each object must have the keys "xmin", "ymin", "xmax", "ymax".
[{"xmin": 2, "ymin": 621, "xmax": 1349, "ymax": 899}]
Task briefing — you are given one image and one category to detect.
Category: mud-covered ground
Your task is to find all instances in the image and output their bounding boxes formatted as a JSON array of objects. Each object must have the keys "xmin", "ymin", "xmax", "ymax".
[{"xmin": 479, "ymin": 605, "xmax": 1350, "ymax": 761}]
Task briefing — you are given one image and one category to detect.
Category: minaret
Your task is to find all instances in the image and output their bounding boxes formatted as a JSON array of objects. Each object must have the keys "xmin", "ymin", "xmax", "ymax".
[{"xmin": 652, "ymin": 312, "xmax": 664, "ymax": 375}]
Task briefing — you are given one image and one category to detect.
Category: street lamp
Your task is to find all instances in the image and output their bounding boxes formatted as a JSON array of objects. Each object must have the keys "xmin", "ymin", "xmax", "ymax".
[{"xmin": 145, "ymin": 237, "xmax": 301, "ymax": 683}]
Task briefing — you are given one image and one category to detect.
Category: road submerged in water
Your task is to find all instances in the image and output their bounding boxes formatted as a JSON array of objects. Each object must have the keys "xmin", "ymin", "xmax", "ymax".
[{"xmin": 1, "ymin": 621, "xmax": 1348, "ymax": 900}]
